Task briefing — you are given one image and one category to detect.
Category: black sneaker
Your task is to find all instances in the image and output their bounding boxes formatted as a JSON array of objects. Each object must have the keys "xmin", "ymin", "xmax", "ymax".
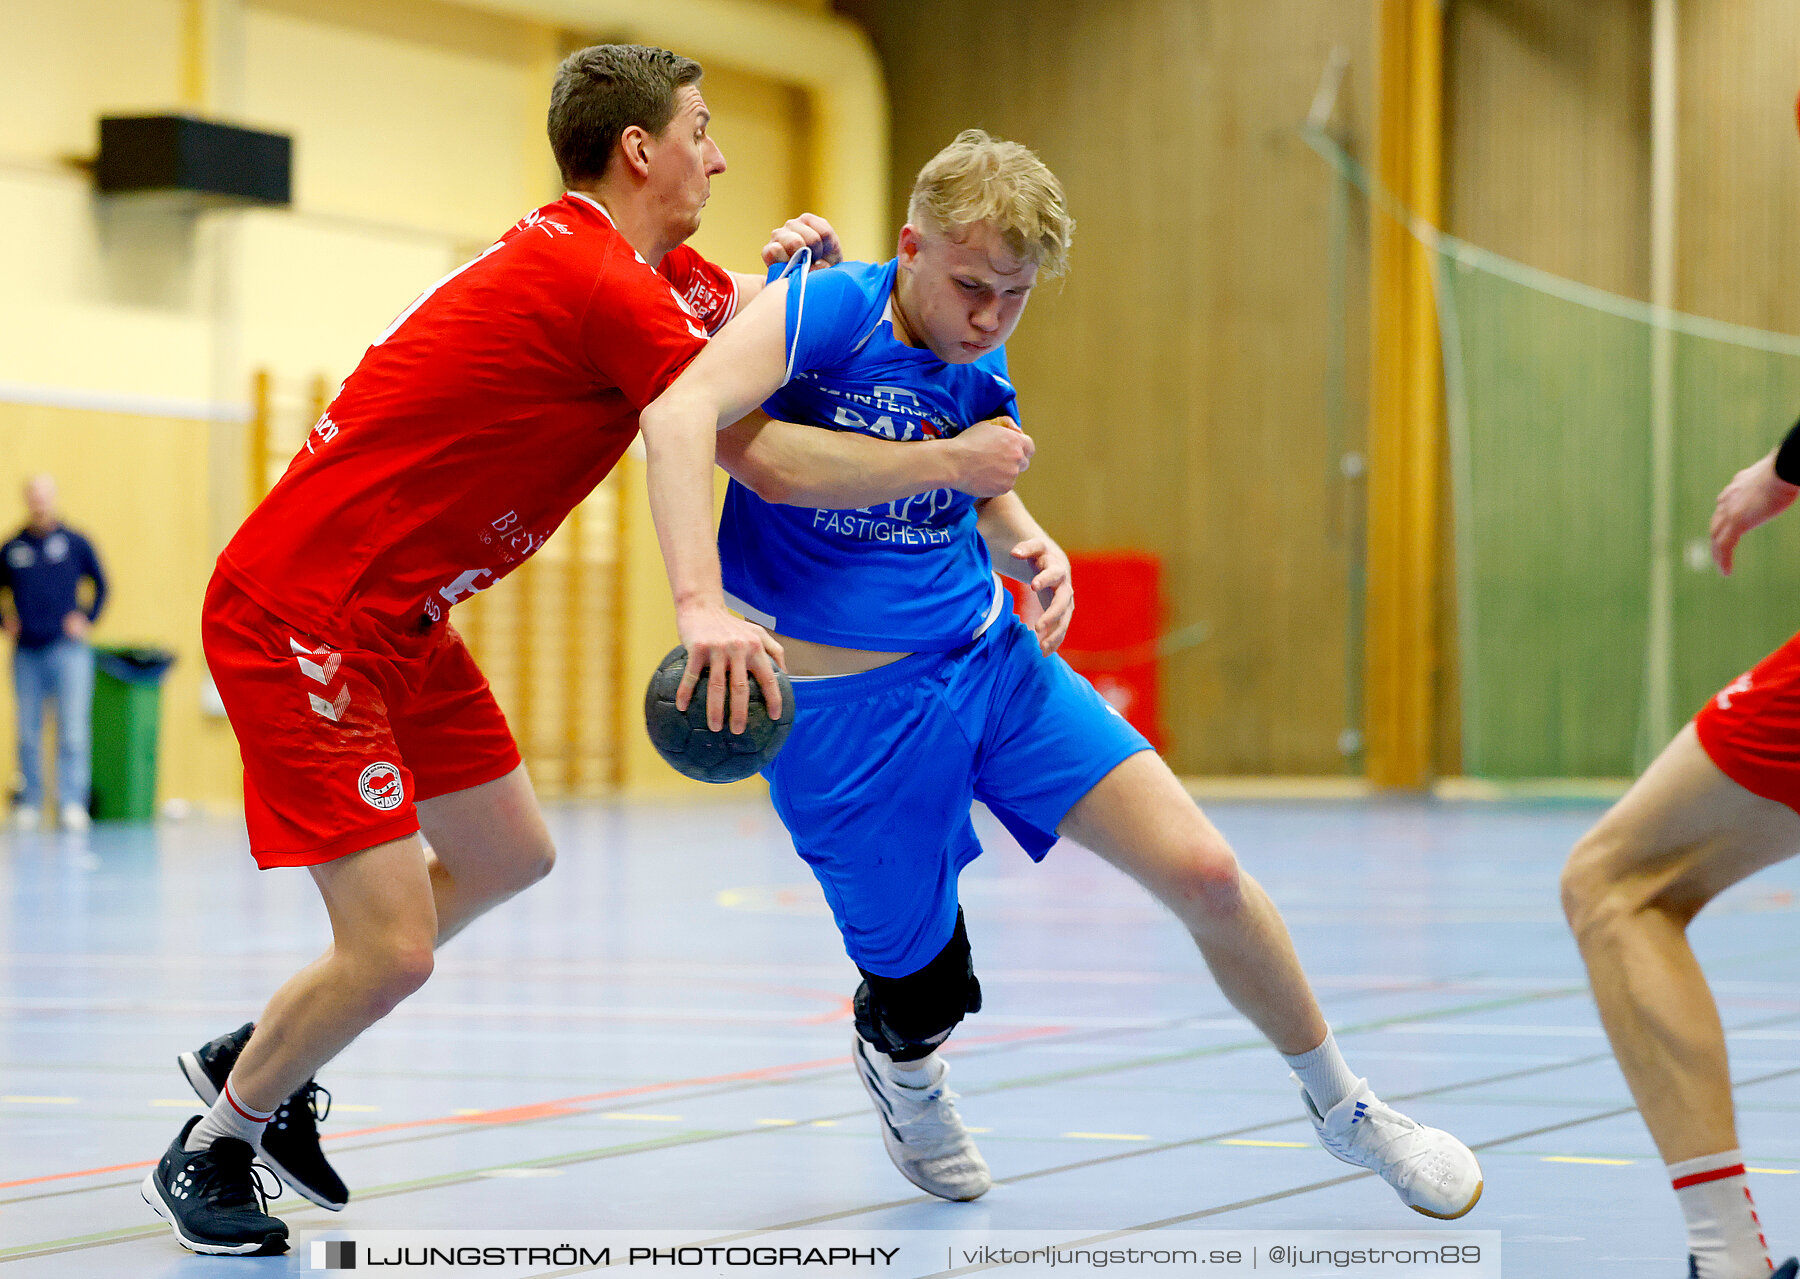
[
  {"xmin": 140, "ymin": 1116, "xmax": 288, "ymax": 1255},
  {"xmin": 179, "ymin": 1022, "xmax": 349, "ymax": 1210}
]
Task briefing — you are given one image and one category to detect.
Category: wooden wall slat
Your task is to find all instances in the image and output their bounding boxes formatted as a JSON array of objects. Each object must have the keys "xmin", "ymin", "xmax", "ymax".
[{"xmin": 838, "ymin": 0, "xmax": 1378, "ymax": 773}]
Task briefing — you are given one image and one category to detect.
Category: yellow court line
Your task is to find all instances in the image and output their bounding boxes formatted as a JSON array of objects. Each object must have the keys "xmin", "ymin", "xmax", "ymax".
[
  {"xmin": 333, "ymin": 1104, "xmax": 380, "ymax": 1113},
  {"xmin": 1750, "ymin": 1167, "xmax": 1800, "ymax": 1176},
  {"xmin": 964, "ymin": 1126, "xmax": 992, "ymax": 1134},
  {"xmin": 2, "ymin": 1096, "xmax": 77, "ymax": 1104},
  {"xmin": 756, "ymin": 1118, "xmax": 800, "ymax": 1127},
  {"xmin": 1221, "ymin": 1139, "xmax": 1311, "ymax": 1149},
  {"xmin": 149, "ymin": 1099, "xmax": 194, "ymax": 1107},
  {"xmin": 1064, "ymin": 1131, "xmax": 1151, "ymax": 1142},
  {"xmin": 453, "ymin": 1108, "xmax": 485, "ymax": 1116},
  {"xmin": 600, "ymin": 1112, "xmax": 683, "ymax": 1122},
  {"xmin": 1542, "ymin": 1156, "xmax": 1635, "ymax": 1166},
  {"xmin": 809, "ymin": 1119, "xmax": 838, "ymax": 1127}
]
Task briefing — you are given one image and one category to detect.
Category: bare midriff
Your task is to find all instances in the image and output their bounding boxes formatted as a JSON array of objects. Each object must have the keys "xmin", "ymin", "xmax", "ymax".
[{"xmin": 773, "ymin": 630, "xmax": 912, "ymax": 677}]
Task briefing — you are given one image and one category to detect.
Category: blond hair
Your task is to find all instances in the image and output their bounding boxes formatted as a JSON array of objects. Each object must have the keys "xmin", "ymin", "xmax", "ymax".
[{"xmin": 906, "ymin": 130, "xmax": 1073, "ymax": 278}]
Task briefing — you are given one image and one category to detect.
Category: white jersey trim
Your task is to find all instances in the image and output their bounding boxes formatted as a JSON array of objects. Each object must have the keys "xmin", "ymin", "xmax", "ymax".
[
  {"xmin": 973, "ymin": 574, "xmax": 1007, "ymax": 641},
  {"xmin": 724, "ymin": 591, "xmax": 778, "ymax": 630}
]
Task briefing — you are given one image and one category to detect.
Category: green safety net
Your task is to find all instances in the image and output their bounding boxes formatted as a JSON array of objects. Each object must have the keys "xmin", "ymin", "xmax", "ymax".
[{"xmin": 1312, "ymin": 128, "xmax": 1800, "ymax": 777}]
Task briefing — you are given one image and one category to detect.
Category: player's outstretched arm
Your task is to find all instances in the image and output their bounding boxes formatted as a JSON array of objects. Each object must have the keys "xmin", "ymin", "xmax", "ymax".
[
  {"xmin": 638, "ymin": 288, "xmax": 795, "ymax": 734},
  {"xmin": 977, "ymin": 492, "xmax": 1074, "ymax": 656},
  {"xmin": 1712, "ymin": 438, "xmax": 1800, "ymax": 575},
  {"xmin": 720, "ymin": 412, "xmax": 1034, "ymax": 508}
]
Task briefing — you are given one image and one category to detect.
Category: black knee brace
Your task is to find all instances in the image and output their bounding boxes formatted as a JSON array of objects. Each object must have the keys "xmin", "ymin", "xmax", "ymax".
[{"xmin": 853, "ymin": 909, "xmax": 982, "ymax": 1062}]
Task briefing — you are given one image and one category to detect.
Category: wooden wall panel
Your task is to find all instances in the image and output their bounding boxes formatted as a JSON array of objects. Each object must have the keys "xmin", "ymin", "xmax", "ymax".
[
  {"xmin": 838, "ymin": 0, "xmax": 1377, "ymax": 774},
  {"xmin": 1447, "ymin": 0, "xmax": 1652, "ymax": 298},
  {"xmin": 1677, "ymin": 0, "xmax": 1800, "ymax": 334}
]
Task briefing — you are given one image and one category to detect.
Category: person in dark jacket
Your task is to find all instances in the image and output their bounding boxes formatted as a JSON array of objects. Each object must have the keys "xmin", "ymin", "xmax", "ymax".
[{"xmin": 0, "ymin": 474, "xmax": 107, "ymax": 830}]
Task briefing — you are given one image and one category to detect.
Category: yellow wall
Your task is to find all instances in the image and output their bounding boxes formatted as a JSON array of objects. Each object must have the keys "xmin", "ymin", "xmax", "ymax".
[
  {"xmin": 0, "ymin": 406, "xmax": 241, "ymax": 810},
  {"xmin": 1, "ymin": 0, "xmax": 814, "ymax": 807}
]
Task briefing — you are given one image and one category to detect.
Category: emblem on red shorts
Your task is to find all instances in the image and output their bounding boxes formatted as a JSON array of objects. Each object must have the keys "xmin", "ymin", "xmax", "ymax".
[{"xmin": 358, "ymin": 761, "xmax": 405, "ymax": 811}]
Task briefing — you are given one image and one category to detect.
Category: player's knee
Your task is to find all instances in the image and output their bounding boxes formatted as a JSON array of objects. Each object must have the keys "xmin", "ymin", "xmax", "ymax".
[
  {"xmin": 855, "ymin": 911, "xmax": 983, "ymax": 1060},
  {"xmin": 1561, "ymin": 827, "xmax": 1686, "ymax": 941},
  {"xmin": 511, "ymin": 834, "xmax": 556, "ymax": 890},
  {"xmin": 350, "ymin": 938, "xmax": 436, "ymax": 1014},
  {"xmin": 1161, "ymin": 835, "xmax": 1244, "ymax": 917}
]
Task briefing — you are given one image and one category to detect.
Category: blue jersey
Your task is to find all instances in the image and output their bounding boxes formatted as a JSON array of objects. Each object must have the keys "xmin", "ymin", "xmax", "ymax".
[{"xmin": 719, "ymin": 258, "xmax": 1018, "ymax": 651}]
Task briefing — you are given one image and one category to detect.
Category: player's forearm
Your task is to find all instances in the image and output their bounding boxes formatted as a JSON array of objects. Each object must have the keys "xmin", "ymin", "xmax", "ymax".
[
  {"xmin": 640, "ymin": 402, "xmax": 728, "ymax": 611},
  {"xmin": 720, "ymin": 416, "xmax": 958, "ymax": 508},
  {"xmin": 977, "ymin": 493, "xmax": 1057, "ymax": 582}
]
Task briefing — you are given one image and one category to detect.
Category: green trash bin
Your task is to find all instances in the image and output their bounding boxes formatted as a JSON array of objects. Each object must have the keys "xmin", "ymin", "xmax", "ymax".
[{"xmin": 90, "ymin": 646, "xmax": 176, "ymax": 822}]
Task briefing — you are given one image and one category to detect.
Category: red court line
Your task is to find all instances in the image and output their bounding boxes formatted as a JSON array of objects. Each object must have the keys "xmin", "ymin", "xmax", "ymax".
[{"xmin": 0, "ymin": 1025, "xmax": 1070, "ymax": 1191}]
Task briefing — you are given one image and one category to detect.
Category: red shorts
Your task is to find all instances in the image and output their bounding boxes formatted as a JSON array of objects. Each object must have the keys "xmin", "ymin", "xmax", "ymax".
[
  {"xmin": 1695, "ymin": 629, "xmax": 1800, "ymax": 813},
  {"xmin": 202, "ymin": 571, "xmax": 521, "ymax": 869}
]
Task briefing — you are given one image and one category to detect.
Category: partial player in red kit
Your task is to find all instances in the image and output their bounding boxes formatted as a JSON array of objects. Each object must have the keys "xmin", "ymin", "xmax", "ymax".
[
  {"xmin": 1564, "ymin": 409, "xmax": 1800, "ymax": 1279},
  {"xmin": 1562, "ymin": 91, "xmax": 1800, "ymax": 1279},
  {"xmin": 140, "ymin": 44, "xmax": 1035, "ymax": 1257}
]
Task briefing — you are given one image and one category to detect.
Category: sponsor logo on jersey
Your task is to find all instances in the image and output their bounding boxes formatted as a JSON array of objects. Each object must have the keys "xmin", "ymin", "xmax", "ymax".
[
  {"xmin": 359, "ymin": 761, "xmax": 405, "ymax": 811},
  {"xmin": 1718, "ymin": 673, "xmax": 1755, "ymax": 710},
  {"xmin": 515, "ymin": 209, "xmax": 573, "ymax": 241},
  {"xmin": 5, "ymin": 542, "xmax": 33, "ymax": 569},
  {"xmin": 43, "ymin": 533, "xmax": 68, "ymax": 563},
  {"xmin": 678, "ymin": 274, "xmax": 731, "ymax": 331}
]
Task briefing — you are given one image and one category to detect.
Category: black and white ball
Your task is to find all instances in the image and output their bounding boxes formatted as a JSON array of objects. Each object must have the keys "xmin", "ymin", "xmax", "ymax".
[{"xmin": 643, "ymin": 646, "xmax": 796, "ymax": 783}]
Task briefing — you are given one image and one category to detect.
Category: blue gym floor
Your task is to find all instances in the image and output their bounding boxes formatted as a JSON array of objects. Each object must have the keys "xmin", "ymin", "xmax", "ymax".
[{"xmin": 3, "ymin": 793, "xmax": 1798, "ymax": 1276}]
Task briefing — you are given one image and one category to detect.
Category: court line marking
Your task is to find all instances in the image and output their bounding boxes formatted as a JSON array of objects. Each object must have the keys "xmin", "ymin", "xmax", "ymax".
[
  {"xmin": 4, "ymin": 978, "xmax": 1549, "ymax": 1200},
  {"xmin": 9, "ymin": 972, "xmax": 1502, "ymax": 1200},
  {"xmin": 0, "ymin": 979, "xmax": 1663, "ymax": 1230},
  {"xmin": 692, "ymin": 1063, "xmax": 1800, "ymax": 1279},
  {"xmin": 0, "ymin": 1025, "xmax": 1069, "ymax": 1195},
  {"xmin": 13, "ymin": 1002, "xmax": 1796, "ymax": 1263},
  {"xmin": 0, "ymin": 1009, "xmax": 1623, "ymax": 1261}
]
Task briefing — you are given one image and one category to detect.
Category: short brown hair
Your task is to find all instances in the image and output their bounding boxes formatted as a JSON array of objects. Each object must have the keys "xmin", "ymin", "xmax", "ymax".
[
  {"xmin": 907, "ymin": 130, "xmax": 1074, "ymax": 278},
  {"xmin": 548, "ymin": 44, "xmax": 703, "ymax": 187}
]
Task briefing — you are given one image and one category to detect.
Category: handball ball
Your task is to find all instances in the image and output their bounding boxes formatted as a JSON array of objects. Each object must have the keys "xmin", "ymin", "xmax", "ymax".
[{"xmin": 643, "ymin": 646, "xmax": 795, "ymax": 783}]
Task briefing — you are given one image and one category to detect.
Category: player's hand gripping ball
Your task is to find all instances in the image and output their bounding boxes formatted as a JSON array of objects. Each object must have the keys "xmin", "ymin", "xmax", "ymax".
[{"xmin": 643, "ymin": 646, "xmax": 796, "ymax": 783}]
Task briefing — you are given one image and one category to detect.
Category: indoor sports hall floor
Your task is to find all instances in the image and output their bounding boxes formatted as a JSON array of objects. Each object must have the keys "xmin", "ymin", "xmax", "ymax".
[{"xmin": 5, "ymin": 792, "xmax": 1800, "ymax": 1276}]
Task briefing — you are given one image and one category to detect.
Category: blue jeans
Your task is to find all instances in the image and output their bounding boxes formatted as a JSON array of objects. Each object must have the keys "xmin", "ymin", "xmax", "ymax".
[{"xmin": 13, "ymin": 639, "xmax": 94, "ymax": 809}]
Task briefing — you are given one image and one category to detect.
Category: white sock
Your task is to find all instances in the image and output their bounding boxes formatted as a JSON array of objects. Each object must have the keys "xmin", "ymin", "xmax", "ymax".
[
  {"xmin": 1283, "ymin": 1029, "xmax": 1361, "ymax": 1114},
  {"xmin": 887, "ymin": 1052, "xmax": 939, "ymax": 1085},
  {"xmin": 1671, "ymin": 1151, "xmax": 1772, "ymax": 1278},
  {"xmin": 185, "ymin": 1076, "xmax": 273, "ymax": 1152}
]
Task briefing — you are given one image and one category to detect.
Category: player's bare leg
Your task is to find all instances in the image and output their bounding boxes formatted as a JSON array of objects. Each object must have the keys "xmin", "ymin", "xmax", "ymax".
[
  {"xmin": 1059, "ymin": 750, "xmax": 1482, "ymax": 1218},
  {"xmin": 1059, "ymin": 751, "xmax": 1327, "ymax": 1053},
  {"xmin": 228, "ymin": 835, "xmax": 440, "ymax": 1112},
  {"xmin": 1562, "ymin": 722, "xmax": 1800, "ymax": 1277},
  {"xmin": 419, "ymin": 764, "xmax": 557, "ymax": 944},
  {"xmin": 173, "ymin": 770, "xmax": 557, "ymax": 1220}
]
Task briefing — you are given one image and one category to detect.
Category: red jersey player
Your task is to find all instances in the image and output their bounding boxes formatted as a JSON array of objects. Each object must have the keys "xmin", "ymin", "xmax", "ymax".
[
  {"xmin": 141, "ymin": 45, "xmax": 1033, "ymax": 1256},
  {"xmin": 1564, "ymin": 422, "xmax": 1800, "ymax": 1279}
]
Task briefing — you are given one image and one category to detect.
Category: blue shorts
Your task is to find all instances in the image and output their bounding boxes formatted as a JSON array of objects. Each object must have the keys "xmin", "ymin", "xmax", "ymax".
[{"xmin": 765, "ymin": 614, "xmax": 1153, "ymax": 978}]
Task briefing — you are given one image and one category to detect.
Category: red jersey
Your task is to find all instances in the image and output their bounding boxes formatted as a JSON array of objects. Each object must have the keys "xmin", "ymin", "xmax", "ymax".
[{"xmin": 218, "ymin": 191, "xmax": 738, "ymax": 646}]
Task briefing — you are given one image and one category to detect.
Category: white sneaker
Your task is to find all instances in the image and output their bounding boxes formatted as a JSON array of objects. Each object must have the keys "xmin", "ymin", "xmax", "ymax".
[
  {"xmin": 60, "ymin": 803, "xmax": 90, "ymax": 832},
  {"xmin": 851, "ymin": 1035, "xmax": 991, "ymax": 1201},
  {"xmin": 1300, "ymin": 1077, "xmax": 1483, "ymax": 1219},
  {"xmin": 11, "ymin": 805, "xmax": 41, "ymax": 830}
]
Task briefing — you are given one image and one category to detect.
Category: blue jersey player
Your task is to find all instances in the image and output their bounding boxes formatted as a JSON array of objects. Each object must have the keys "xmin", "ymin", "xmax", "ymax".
[{"xmin": 642, "ymin": 131, "xmax": 1483, "ymax": 1218}]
